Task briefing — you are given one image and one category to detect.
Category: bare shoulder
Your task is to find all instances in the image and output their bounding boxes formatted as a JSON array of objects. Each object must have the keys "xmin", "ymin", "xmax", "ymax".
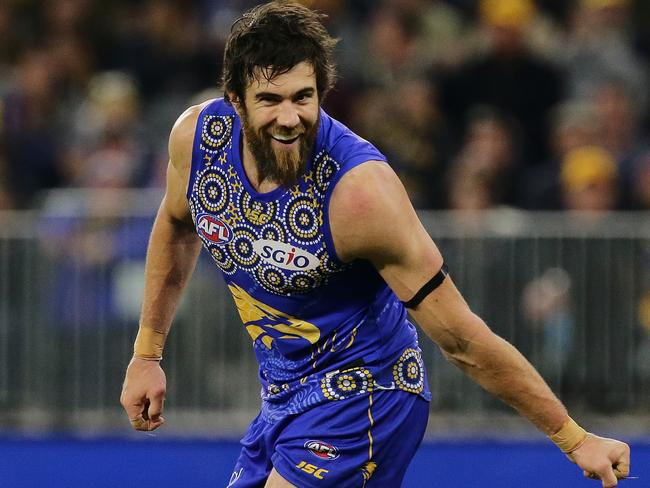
[
  {"xmin": 329, "ymin": 160, "xmax": 443, "ymax": 300},
  {"xmin": 329, "ymin": 161, "xmax": 418, "ymax": 263},
  {"xmin": 330, "ymin": 161, "xmax": 405, "ymax": 218},
  {"xmin": 162, "ymin": 99, "xmax": 215, "ymax": 224},
  {"xmin": 168, "ymin": 99, "xmax": 215, "ymax": 173}
]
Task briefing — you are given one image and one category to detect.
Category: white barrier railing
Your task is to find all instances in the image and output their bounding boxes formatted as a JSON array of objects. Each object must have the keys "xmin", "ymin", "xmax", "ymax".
[{"xmin": 2, "ymin": 190, "xmax": 649, "ymax": 434}]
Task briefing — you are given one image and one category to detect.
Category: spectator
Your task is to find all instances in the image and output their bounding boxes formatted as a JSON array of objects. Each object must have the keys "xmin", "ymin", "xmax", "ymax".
[
  {"xmin": 521, "ymin": 268, "xmax": 574, "ymax": 386},
  {"xmin": 559, "ymin": 145, "xmax": 620, "ymax": 211},
  {"xmin": 522, "ymin": 99, "xmax": 603, "ymax": 209},
  {"xmin": 61, "ymin": 71, "xmax": 158, "ymax": 189},
  {"xmin": 1, "ymin": 47, "xmax": 64, "ymax": 207},
  {"xmin": 350, "ymin": 3, "xmax": 426, "ymax": 89},
  {"xmin": 1, "ymin": 0, "xmax": 650, "ymax": 211},
  {"xmin": 560, "ymin": 0, "xmax": 647, "ymax": 106},
  {"xmin": 351, "ymin": 77, "xmax": 450, "ymax": 208},
  {"xmin": 447, "ymin": 158, "xmax": 496, "ymax": 211},
  {"xmin": 589, "ymin": 78, "xmax": 648, "ymax": 208},
  {"xmin": 440, "ymin": 0, "xmax": 565, "ymax": 167},
  {"xmin": 629, "ymin": 151, "xmax": 650, "ymax": 209},
  {"xmin": 446, "ymin": 106, "xmax": 523, "ymax": 208}
]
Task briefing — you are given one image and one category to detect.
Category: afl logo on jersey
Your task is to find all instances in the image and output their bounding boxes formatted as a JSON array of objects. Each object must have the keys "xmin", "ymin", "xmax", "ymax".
[
  {"xmin": 197, "ymin": 214, "xmax": 232, "ymax": 244},
  {"xmin": 253, "ymin": 239, "xmax": 319, "ymax": 271},
  {"xmin": 304, "ymin": 440, "xmax": 340, "ymax": 460}
]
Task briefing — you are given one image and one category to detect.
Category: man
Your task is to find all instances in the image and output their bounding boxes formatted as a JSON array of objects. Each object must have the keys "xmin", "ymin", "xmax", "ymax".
[{"xmin": 120, "ymin": 2, "xmax": 630, "ymax": 487}]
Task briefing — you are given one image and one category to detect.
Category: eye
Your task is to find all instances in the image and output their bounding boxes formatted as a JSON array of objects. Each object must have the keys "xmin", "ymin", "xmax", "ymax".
[
  {"xmin": 255, "ymin": 94, "xmax": 281, "ymax": 106},
  {"xmin": 294, "ymin": 92, "xmax": 313, "ymax": 104}
]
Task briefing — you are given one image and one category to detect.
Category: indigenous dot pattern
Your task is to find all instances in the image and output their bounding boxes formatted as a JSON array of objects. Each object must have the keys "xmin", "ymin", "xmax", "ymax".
[
  {"xmin": 317, "ymin": 247, "xmax": 344, "ymax": 274},
  {"xmin": 288, "ymin": 271, "xmax": 320, "ymax": 293},
  {"xmin": 321, "ymin": 367, "xmax": 374, "ymax": 401},
  {"xmin": 197, "ymin": 170, "xmax": 230, "ymax": 214},
  {"xmin": 285, "ymin": 195, "xmax": 320, "ymax": 243},
  {"xmin": 260, "ymin": 221, "xmax": 285, "ymax": 242},
  {"xmin": 200, "ymin": 115, "xmax": 233, "ymax": 153},
  {"xmin": 189, "ymin": 117, "xmax": 345, "ymax": 296},
  {"xmin": 256, "ymin": 265, "xmax": 287, "ymax": 291},
  {"xmin": 209, "ymin": 245, "xmax": 236, "ymax": 275},
  {"xmin": 228, "ymin": 227, "xmax": 260, "ymax": 270},
  {"xmin": 392, "ymin": 348, "xmax": 425, "ymax": 394},
  {"xmin": 315, "ymin": 154, "xmax": 338, "ymax": 194}
]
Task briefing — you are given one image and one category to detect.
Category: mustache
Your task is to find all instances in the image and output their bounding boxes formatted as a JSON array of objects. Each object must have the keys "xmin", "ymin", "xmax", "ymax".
[{"xmin": 264, "ymin": 124, "xmax": 305, "ymax": 139}]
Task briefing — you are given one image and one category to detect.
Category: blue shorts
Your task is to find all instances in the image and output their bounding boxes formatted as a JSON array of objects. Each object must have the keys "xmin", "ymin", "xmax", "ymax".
[{"xmin": 226, "ymin": 390, "xmax": 429, "ymax": 487}]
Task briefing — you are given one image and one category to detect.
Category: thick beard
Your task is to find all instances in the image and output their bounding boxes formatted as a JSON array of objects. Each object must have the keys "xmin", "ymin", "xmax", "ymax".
[{"xmin": 241, "ymin": 110, "xmax": 319, "ymax": 188}]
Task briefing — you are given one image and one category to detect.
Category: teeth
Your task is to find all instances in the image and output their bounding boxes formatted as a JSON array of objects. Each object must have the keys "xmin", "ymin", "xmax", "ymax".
[{"xmin": 272, "ymin": 134, "xmax": 299, "ymax": 141}]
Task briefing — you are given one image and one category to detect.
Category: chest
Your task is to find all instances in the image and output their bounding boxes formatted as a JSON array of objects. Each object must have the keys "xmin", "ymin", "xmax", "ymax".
[{"xmin": 188, "ymin": 150, "xmax": 344, "ymax": 296}]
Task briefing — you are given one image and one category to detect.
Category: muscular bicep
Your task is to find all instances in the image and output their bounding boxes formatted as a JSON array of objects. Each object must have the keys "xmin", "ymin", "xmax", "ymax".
[
  {"xmin": 330, "ymin": 161, "xmax": 442, "ymax": 299},
  {"xmin": 160, "ymin": 158, "xmax": 192, "ymax": 225},
  {"xmin": 330, "ymin": 161, "xmax": 486, "ymax": 352},
  {"xmin": 160, "ymin": 103, "xmax": 204, "ymax": 226}
]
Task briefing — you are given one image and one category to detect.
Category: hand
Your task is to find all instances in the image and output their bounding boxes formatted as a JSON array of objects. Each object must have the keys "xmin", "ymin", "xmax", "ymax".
[
  {"xmin": 567, "ymin": 434, "xmax": 630, "ymax": 487},
  {"xmin": 120, "ymin": 358, "xmax": 167, "ymax": 431}
]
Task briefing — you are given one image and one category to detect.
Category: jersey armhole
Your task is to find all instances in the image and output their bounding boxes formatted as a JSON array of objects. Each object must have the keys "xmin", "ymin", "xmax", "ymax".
[
  {"xmin": 322, "ymin": 157, "xmax": 390, "ymax": 266},
  {"xmin": 186, "ymin": 104, "xmax": 216, "ymax": 200}
]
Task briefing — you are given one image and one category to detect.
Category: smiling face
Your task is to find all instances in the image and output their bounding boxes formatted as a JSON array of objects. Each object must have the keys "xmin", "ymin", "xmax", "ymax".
[{"xmin": 234, "ymin": 61, "xmax": 320, "ymax": 188}]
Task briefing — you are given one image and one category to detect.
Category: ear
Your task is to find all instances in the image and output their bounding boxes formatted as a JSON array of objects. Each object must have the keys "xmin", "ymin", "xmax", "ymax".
[{"xmin": 227, "ymin": 92, "xmax": 243, "ymax": 115}]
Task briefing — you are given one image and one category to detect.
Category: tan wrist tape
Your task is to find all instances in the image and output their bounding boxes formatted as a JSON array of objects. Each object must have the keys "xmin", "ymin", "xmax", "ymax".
[
  {"xmin": 549, "ymin": 417, "xmax": 588, "ymax": 453},
  {"xmin": 133, "ymin": 326, "xmax": 167, "ymax": 360}
]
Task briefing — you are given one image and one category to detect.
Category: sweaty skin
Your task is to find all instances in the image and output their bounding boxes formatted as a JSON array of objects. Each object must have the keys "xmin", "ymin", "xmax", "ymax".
[{"xmin": 120, "ymin": 64, "xmax": 630, "ymax": 488}]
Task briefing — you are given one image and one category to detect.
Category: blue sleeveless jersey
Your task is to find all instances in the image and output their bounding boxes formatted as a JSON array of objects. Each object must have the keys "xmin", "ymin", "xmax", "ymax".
[{"xmin": 187, "ymin": 99, "xmax": 430, "ymax": 422}]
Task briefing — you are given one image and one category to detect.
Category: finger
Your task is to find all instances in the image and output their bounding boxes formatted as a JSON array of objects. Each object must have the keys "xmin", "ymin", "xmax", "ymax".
[
  {"xmin": 147, "ymin": 395, "xmax": 165, "ymax": 422},
  {"xmin": 598, "ymin": 468, "xmax": 618, "ymax": 488},
  {"xmin": 129, "ymin": 413, "xmax": 166, "ymax": 431},
  {"xmin": 142, "ymin": 399, "xmax": 150, "ymax": 420},
  {"xmin": 149, "ymin": 415, "xmax": 166, "ymax": 430},
  {"xmin": 122, "ymin": 398, "xmax": 145, "ymax": 422},
  {"xmin": 129, "ymin": 414, "xmax": 150, "ymax": 431},
  {"xmin": 612, "ymin": 445, "xmax": 630, "ymax": 479},
  {"xmin": 613, "ymin": 461, "xmax": 630, "ymax": 479}
]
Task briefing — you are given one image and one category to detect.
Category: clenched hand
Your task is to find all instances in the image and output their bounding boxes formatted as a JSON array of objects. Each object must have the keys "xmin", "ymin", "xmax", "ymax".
[
  {"xmin": 120, "ymin": 358, "xmax": 167, "ymax": 431},
  {"xmin": 568, "ymin": 434, "xmax": 630, "ymax": 487}
]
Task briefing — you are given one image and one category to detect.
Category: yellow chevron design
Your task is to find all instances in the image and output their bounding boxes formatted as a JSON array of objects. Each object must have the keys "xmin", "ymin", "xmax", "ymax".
[{"xmin": 229, "ymin": 284, "xmax": 321, "ymax": 349}]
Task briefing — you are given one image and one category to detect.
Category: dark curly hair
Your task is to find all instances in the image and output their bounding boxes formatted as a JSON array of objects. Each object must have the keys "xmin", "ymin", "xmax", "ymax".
[{"xmin": 221, "ymin": 1, "xmax": 338, "ymax": 105}]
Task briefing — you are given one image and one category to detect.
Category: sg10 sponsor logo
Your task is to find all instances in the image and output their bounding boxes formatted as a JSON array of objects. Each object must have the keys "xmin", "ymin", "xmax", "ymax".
[{"xmin": 253, "ymin": 239, "xmax": 319, "ymax": 271}]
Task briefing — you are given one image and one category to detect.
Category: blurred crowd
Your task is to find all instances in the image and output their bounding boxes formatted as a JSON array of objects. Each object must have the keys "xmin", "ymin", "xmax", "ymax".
[
  {"xmin": 5, "ymin": 0, "xmax": 650, "ymax": 416},
  {"xmin": 2, "ymin": 0, "xmax": 650, "ymax": 211}
]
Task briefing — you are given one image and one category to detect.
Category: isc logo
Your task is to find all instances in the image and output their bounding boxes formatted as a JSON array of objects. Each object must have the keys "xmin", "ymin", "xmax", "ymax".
[
  {"xmin": 197, "ymin": 214, "xmax": 232, "ymax": 244},
  {"xmin": 253, "ymin": 239, "xmax": 319, "ymax": 271},
  {"xmin": 296, "ymin": 461, "xmax": 329, "ymax": 479}
]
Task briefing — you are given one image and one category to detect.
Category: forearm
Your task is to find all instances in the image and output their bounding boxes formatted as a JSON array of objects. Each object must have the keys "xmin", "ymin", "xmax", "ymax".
[
  {"xmin": 424, "ymin": 313, "xmax": 568, "ymax": 435},
  {"xmin": 139, "ymin": 204, "xmax": 201, "ymax": 336}
]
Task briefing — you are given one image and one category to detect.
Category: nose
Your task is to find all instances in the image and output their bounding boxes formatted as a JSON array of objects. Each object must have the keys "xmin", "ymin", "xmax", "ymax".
[{"xmin": 275, "ymin": 100, "xmax": 300, "ymax": 128}]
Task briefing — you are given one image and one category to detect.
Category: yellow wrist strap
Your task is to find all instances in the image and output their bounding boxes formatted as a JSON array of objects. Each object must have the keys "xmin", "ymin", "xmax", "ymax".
[
  {"xmin": 549, "ymin": 417, "xmax": 588, "ymax": 453},
  {"xmin": 133, "ymin": 326, "xmax": 167, "ymax": 361}
]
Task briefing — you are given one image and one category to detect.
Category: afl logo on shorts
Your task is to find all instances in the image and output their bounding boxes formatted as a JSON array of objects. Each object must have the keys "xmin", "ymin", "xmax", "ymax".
[
  {"xmin": 197, "ymin": 214, "xmax": 232, "ymax": 244},
  {"xmin": 304, "ymin": 440, "xmax": 340, "ymax": 460},
  {"xmin": 253, "ymin": 239, "xmax": 319, "ymax": 271}
]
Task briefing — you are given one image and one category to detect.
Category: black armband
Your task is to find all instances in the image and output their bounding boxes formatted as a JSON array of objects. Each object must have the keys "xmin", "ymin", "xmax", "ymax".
[{"xmin": 401, "ymin": 263, "xmax": 449, "ymax": 309}]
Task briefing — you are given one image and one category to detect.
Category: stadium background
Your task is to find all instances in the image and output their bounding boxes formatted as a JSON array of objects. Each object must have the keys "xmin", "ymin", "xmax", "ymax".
[{"xmin": 2, "ymin": 0, "xmax": 650, "ymax": 486}]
